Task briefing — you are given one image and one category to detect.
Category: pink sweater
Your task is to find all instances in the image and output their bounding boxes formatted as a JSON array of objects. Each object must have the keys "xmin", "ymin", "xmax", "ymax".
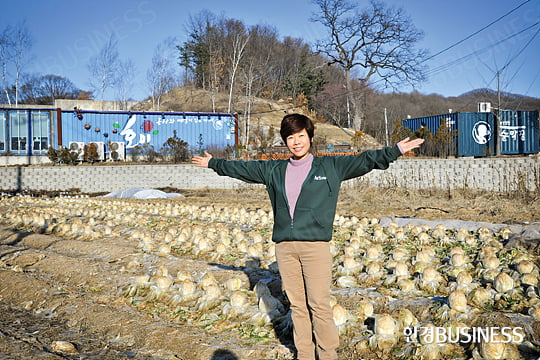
[{"xmin": 285, "ymin": 154, "xmax": 314, "ymax": 219}]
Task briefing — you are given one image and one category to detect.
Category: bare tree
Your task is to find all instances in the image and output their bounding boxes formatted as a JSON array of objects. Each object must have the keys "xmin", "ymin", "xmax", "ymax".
[
  {"xmin": 13, "ymin": 23, "xmax": 33, "ymax": 106},
  {"xmin": 0, "ymin": 26, "xmax": 12, "ymax": 104},
  {"xmin": 240, "ymin": 25, "xmax": 273, "ymax": 146},
  {"xmin": 116, "ymin": 59, "xmax": 137, "ymax": 109},
  {"xmin": 18, "ymin": 73, "xmax": 40, "ymax": 104},
  {"xmin": 0, "ymin": 22, "xmax": 33, "ymax": 106},
  {"xmin": 19, "ymin": 73, "xmax": 81, "ymax": 105},
  {"xmin": 312, "ymin": 82, "xmax": 348, "ymax": 127},
  {"xmin": 147, "ymin": 38, "xmax": 178, "ymax": 110},
  {"xmin": 39, "ymin": 74, "xmax": 80, "ymax": 104},
  {"xmin": 87, "ymin": 34, "xmax": 120, "ymax": 101},
  {"xmin": 312, "ymin": 0, "xmax": 428, "ymax": 130},
  {"xmin": 222, "ymin": 19, "xmax": 250, "ymax": 113},
  {"xmin": 206, "ymin": 26, "xmax": 226, "ymax": 112}
]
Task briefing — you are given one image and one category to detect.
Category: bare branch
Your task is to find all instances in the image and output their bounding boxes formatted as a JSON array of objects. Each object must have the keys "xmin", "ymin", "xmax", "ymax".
[
  {"xmin": 147, "ymin": 38, "xmax": 179, "ymax": 110},
  {"xmin": 311, "ymin": 0, "xmax": 428, "ymax": 130},
  {"xmin": 116, "ymin": 59, "xmax": 137, "ymax": 108},
  {"xmin": 87, "ymin": 34, "xmax": 120, "ymax": 101}
]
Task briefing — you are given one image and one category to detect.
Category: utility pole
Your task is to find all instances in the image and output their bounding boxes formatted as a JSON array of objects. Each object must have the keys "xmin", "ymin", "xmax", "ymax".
[
  {"xmin": 346, "ymin": 95, "xmax": 351, "ymax": 129},
  {"xmin": 496, "ymin": 71, "xmax": 501, "ymax": 156},
  {"xmin": 384, "ymin": 108, "xmax": 389, "ymax": 147}
]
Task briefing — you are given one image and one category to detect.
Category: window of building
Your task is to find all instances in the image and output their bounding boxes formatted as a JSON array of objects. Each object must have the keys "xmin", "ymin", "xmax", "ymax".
[
  {"xmin": 10, "ymin": 111, "xmax": 28, "ymax": 152},
  {"xmin": 0, "ymin": 112, "xmax": 5, "ymax": 151},
  {"xmin": 32, "ymin": 111, "xmax": 49, "ymax": 152}
]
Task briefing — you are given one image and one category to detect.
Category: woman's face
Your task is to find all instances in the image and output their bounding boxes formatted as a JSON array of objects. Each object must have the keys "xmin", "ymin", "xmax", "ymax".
[{"xmin": 286, "ymin": 128, "xmax": 311, "ymax": 160}]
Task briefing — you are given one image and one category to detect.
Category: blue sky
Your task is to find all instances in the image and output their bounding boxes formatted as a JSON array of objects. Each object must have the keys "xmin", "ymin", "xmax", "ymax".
[{"xmin": 1, "ymin": 0, "xmax": 539, "ymax": 101}]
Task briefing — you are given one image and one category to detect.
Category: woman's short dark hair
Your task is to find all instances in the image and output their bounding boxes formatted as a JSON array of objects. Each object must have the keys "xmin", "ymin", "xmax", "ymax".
[{"xmin": 280, "ymin": 114, "xmax": 315, "ymax": 143}]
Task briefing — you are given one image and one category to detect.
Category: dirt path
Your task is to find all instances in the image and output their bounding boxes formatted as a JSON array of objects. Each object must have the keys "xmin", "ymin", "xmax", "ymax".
[{"xmin": 0, "ymin": 222, "xmax": 288, "ymax": 359}]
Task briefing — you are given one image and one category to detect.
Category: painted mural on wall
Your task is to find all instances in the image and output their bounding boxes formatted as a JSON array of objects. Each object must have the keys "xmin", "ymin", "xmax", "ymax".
[
  {"xmin": 472, "ymin": 121, "xmax": 492, "ymax": 145},
  {"xmin": 61, "ymin": 110, "xmax": 235, "ymax": 151},
  {"xmin": 500, "ymin": 121, "xmax": 526, "ymax": 143},
  {"xmin": 120, "ymin": 115, "xmax": 158, "ymax": 148}
]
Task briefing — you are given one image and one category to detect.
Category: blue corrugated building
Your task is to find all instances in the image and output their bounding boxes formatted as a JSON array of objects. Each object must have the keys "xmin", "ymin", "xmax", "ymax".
[
  {"xmin": 402, "ymin": 110, "xmax": 539, "ymax": 157},
  {"xmin": 0, "ymin": 107, "xmax": 237, "ymax": 159}
]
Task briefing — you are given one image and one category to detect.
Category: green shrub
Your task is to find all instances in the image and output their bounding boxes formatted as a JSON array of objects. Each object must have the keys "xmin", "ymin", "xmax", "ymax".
[{"xmin": 162, "ymin": 130, "xmax": 190, "ymax": 163}]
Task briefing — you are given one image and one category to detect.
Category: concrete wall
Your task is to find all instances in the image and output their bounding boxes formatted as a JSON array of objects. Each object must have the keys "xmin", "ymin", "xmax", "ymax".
[
  {"xmin": 0, "ymin": 156, "xmax": 52, "ymax": 166},
  {"xmin": 348, "ymin": 157, "xmax": 539, "ymax": 192},
  {"xmin": 1, "ymin": 100, "xmax": 140, "ymax": 111},
  {"xmin": 54, "ymin": 99, "xmax": 139, "ymax": 111},
  {"xmin": 0, "ymin": 163, "xmax": 246, "ymax": 193},
  {"xmin": 0, "ymin": 157, "xmax": 538, "ymax": 193}
]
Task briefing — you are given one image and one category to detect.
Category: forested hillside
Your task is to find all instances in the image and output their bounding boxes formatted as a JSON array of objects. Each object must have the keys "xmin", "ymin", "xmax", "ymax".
[
  {"xmin": 165, "ymin": 9, "xmax": 539, "ymax": 146},
  {"xmin": 138, "ymin": 84, "xmax": 539, "ymax": 150}
]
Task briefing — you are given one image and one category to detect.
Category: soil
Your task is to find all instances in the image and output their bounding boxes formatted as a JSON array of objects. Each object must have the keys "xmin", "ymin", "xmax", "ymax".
[{"xmin": 1, "ymin": 186, "xmax": 539, "ymax": 360}]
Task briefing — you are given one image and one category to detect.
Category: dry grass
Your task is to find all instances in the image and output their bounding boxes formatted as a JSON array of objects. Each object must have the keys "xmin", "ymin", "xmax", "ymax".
[
  {"xmin": 138, "ymin": 86, "xmax": 371, "ymax": 146},
  {"xmin": 339, "ymin": 187, "xmax": 540, "ymax": 224},
  {"xmin": 340, "ymin": 185, "xmax": 540, "ymax": 224},
  {"xmin": 175, "ymin": 185, "xmax": 539, "ymax": 225}
]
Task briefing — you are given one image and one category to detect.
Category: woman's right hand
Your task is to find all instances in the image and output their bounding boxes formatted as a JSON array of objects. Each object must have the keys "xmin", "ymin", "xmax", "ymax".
[{"xmin": 191, "ymin": 151, "xmax": 213, "ymax": 168}]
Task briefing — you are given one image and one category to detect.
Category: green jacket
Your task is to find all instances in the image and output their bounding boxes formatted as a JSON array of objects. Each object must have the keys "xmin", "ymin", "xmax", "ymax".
[{"xmin": 208, "ymin": 146, "xmax": 402, "ymax": 243}]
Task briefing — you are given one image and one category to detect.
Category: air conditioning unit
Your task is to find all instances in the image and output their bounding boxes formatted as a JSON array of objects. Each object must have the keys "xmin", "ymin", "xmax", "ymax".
[
  {"xmin": 109, "ymin": 141, "xmax": 125, "ymax": 161},
  {"xmin": 68, "ymin": 142, "xmax": 85, "ymax": 161},
  {"xmin": 478, "ymin": 102, "xmax": 491, "ymax": 113},
  {"xmin": 89, "ymin": 141, "xmax": 105, "ymax": 161}
]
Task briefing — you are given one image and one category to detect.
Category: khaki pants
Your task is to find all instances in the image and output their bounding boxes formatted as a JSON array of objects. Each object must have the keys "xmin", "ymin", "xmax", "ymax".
[{"xmin": 275, "ymin": 241, "xmax": 339, "ymax": 360}]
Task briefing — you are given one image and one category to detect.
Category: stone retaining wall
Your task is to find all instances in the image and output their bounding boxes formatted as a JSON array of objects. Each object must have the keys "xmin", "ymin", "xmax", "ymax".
[{"xmin": 0, "ymin": 157, "xmax": 538, "ymax": 193}]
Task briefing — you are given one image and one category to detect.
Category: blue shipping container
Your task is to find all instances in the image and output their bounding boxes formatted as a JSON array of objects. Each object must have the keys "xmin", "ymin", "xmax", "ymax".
[
  {"xmin": 403, "ymin": 111, "xmax": 539, "ymax": 157},
  {"xmin": 402, "ymin": 112, "xmax": 459, "ymax": 136},
  {"xmin": 499, "ymin": 110, "xmax": 539, "ymax": 155},
  {"xmin": 456, "ymin": 112, "xmax": 495, "ymax": 157}
]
